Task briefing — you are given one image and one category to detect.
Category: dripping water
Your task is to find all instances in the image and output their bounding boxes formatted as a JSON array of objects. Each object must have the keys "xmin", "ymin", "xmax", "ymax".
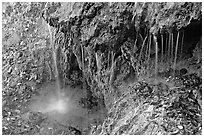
[
  {"xmin": 47, "ymin": 24, "xmax": 61, "ymax": 92},
  {"xmin": 109, "ymin": 51, "xmax": 113, "ymax": 87},
  {"xmin": 154, "ymin": 35, "xmax": 158, "ymax": 89},
  {"xmin": 133, "ymin": 31, "xmax": 139, "ymax": 52},
  {"xmin": 111, "ymin": 51, "xmax": 115, "ymax": 68},
  {"xmin": 168, "ymin": 33, "xmax": 171, "ymax": 68},
  {"xmin": 29, "ymin": 24, "xmax": 108, "ymax": 130},
  {"xmin": 80, "ymin": 44, "xmax": 86, "ymax": 98},
  {"xmin": 161, "ymin": 34, "xmax": 164, "ymax": 63},
  {"xmin": 173, "ymin": 31, "xmax": 180, "ymax": 76},
  {"xmin": 108, "ymin": 50, "xmax": 110, "ymax": 70},
  {"xmin": 109, "ymin": 51, "xmax": 115, "ymax": 91},
  {"xmin": 147, "ymin": 34, "xmax": 152, "ymax": 77},
  {"xmin": 171, "ymin": 33, "xmax": 174, "ymax": 68},
  {"xmin": 145, "ymin": 35, "xmax": 149, "ymax": 61},
  {"xmin": 139, "ymin": 35, "xmax": 148, "ymax": 61},
  {"xmin": 165, "ymin": 32, "xmax": 168, "ymax": 63},
  {"xmin": 180, "ymin": 30, "xmax": 184, "ymax": 61},
  {"xmin": 144, "ymin": 35, "xmax": 149, "ymax": 75}
]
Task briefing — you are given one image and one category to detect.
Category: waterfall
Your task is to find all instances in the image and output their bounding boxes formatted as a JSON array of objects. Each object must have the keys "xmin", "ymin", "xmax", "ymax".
[{"xmin": 47, "ymin": 24, "xmax": 61, "ymax": 93}]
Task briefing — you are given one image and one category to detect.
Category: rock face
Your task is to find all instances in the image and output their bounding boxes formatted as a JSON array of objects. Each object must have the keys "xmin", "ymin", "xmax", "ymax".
[
  {"xmin": 2, "ymin": 2, "xmax": 202, "ymax": 135},
  {"xmin": 42, "ymin": 2, "xmax": 201, "ymax": 104},
  {"xmin": 40, "ymin": 2, "xmax": 202, "ymax": 135},
  {"xmin": 90, "ymin": 73, "xmax": 202, "ymax": 135}
]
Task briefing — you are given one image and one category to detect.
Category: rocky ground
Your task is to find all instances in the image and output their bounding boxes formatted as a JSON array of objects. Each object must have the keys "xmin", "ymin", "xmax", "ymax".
[
  {"xmin": 2, "ymin": 2, "xmax": 202, "ymax": 135},
  {"xmin": 91, "ymin": 64, "xmax": 202, "ymax": 135}
]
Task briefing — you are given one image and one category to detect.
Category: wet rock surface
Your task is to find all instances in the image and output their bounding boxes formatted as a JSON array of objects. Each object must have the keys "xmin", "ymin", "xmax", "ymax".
[
  {"xmin": 91, "ymin": 73, "xmax": 202, "ymax": 135},
  {"xmin": 2, "ymin": 2, "xmax": 202, "ymax": 135}
]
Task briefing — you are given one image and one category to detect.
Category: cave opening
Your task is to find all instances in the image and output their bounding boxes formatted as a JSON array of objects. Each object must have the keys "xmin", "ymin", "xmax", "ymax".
[
  {"xmin": 156, "ymin": 19, "xmax": 202, "ymax": 61},
  {"xmin": 182, "ymin": 19, "xmax": 202, "ymax": 57}
]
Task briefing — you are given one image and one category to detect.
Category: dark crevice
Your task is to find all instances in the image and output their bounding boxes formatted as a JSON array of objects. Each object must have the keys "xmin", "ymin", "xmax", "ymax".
[{"xmin": 183, "ymin": 19, "xmax": 202, "ymax": 56}]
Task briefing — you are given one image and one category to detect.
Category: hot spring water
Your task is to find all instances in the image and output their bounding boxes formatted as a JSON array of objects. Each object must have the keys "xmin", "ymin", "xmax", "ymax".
[
  {"xmin": 29, "ymin": 24, "xmax": 70, "ymax": 118},
  {"xmin": 29, "ymin": 23, "xmax": 183, "ymax": 131},
  {"xmin": 29, "ymin": 24, "xmax": 107, "ymax": 130}
]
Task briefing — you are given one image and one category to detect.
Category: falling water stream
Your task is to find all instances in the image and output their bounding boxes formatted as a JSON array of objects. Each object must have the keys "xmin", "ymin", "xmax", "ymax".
[
  {"xmin": 154, "ymin": 35, "xmax": 158, "ymax": 88},
  {"xmin": 165, "ymin": 33, "xmax": 168, "ymax": 62},
  {"xmin": 80, "ymin": 44, "xmax": 86, "ymax": 93},
  {"xmin": 139, "ymin": 35, "xmax": 148, "ymax": 61},
  {"xmin": 171, "ymin": 33, "xmax": 174, "ymax": 68},
  {"xmin": 180, "ymin": 30, "xmax": 184, "ymax": 61},
  {"xmin": 108, "ymin": 50, "xmax": 110, "ymax": 70},
  {"xmin": 173, "ymin": 31, "xmax": 180, "ymax": 76},
  {"xmin": 147, "ymin": 34, "xmax": 152, "ymax": 77},
  {"xmin": 145, "ymin": 35, "xmax": 149, "ymax": 61},
  {"xmin": 168, "ymin": 33, "xmax": 171, "ymax": 67},
  {"xmin": 161, "ymin": 34, "xmax": 164, "ymax": 63},
  {"xmin": 47, "ymin": 24, "xmax": 62, "ymax": 92},
  {"xmin": 29, "ymin": 24, "xmax": 107, "ymax": 132}
]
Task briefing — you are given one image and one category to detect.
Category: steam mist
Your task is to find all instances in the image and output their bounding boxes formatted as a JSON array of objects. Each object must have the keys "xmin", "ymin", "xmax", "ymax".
[{"xmin": 29, "ymin": 83, "xmax": 106, "ymax": 130}]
